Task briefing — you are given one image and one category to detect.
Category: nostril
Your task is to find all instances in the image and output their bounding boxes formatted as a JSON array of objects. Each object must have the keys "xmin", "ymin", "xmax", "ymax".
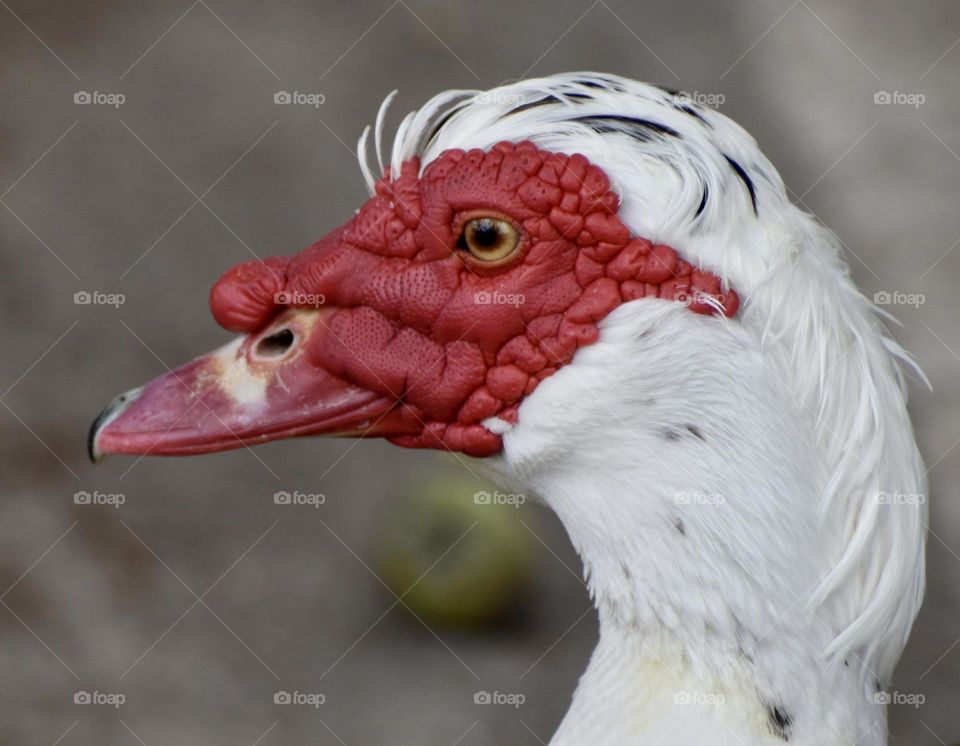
[{"xmin": 254, "ymin": 328, "xmax": 296, "ymax": 358}]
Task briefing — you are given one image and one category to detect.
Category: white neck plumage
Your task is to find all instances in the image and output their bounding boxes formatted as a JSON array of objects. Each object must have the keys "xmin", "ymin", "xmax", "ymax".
[
  {"xmin": 490, "ymin": 298, "xmax": 912, "ymax": 746},
  {"xmin": 542, "ymin": 464, "xmax": 883, "ymax": 746}
]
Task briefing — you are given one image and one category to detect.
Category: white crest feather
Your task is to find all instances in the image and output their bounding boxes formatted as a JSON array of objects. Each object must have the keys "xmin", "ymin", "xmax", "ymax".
[
  {"xmin": 373, "ymin": 89, "xmax": 398, "ymax": 177},
  {"xmin": 356, "ymin": 125, "xmax": 375, "ymax": 195}
]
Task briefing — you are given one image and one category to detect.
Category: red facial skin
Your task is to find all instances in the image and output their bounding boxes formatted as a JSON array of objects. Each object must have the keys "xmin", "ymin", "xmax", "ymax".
[{"xmin": 207, "ymin": 141, "xmax": 738, "ymax": 457}]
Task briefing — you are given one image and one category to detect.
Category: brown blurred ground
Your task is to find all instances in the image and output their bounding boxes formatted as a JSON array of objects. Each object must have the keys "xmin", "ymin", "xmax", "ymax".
[{"xmin": 1, "ymin": 1, "xmax": 959, "ymax": 743}]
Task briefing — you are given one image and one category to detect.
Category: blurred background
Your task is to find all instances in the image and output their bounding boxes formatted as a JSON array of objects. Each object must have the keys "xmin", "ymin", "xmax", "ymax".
[{"xmin": 1, "ymin": 0, "xmax": 959, "ymax": 743}]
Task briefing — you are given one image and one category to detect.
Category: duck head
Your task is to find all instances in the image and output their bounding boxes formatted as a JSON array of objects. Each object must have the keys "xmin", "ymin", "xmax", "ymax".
[
  {"xmin": 90, "ymin": 74, "xmax": 926, "ymax": 746},
  {"xmin": 89, "ymin": 137, "xmax": 737, "ymax": 460}
]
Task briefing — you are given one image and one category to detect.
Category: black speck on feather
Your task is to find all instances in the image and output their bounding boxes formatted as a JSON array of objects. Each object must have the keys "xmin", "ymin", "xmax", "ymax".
[
  {"xmin": 724, "ymin": 155, "xmax": 758, "ymax": 215},
  {"xmin": 676, "ymin": 103, "xmax": 710, "ymax": 126},
  {"xmin": 695, "ymin": 186, "xmax": 709, "ymax": 218},
  {"xmin": 576, "ymin": 77, "xmax": 625, "ymax": 92},
  {"xmin": 766, "ymin": 705, "xmax": 792, "ymax": 741},
  {"xmin": 654, "ymin": 84, "xmax": 682, "ymax": 97},
  {"xmin": 686, "ymin": 425, "xmax": 705, "ymax": 441},
  {"xmin": 503, "ymin": 93, "xmax": 593, "ymax": 117},
  {"xmin": 572, "ymin": 115, "xmax": 680, "ymax": 142},
  {"xmin": 426, "ymin": 104, "xmax": 467, "ymax": 146}
]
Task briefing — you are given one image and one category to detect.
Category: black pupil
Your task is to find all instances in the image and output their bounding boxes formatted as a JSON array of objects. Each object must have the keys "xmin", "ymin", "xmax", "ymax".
[{"xmin": 470, "ymin": 220, "xmax": 501, "ymax": 248}]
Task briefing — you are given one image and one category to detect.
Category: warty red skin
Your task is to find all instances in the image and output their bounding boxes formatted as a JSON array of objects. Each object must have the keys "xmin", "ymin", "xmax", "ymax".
[{"xmin": 208, "ymin": 141, "xmax": 739, "ymax": 456}]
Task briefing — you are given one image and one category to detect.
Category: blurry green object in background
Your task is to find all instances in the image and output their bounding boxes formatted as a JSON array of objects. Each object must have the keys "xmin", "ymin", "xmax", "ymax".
[{"xmin": 377, "ymin": 472, "xmax": 533, "ymax": 629}]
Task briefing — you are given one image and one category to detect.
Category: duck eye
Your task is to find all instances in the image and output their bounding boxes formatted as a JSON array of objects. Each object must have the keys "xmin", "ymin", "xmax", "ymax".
[{"xmin": 458, "ymin": 217, "xmax": 520, "ymax": 262}]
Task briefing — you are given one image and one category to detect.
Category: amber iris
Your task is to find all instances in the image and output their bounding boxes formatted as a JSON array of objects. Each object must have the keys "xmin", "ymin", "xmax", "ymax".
[{"xmin": 458, "ymin": 217, "xmax": 520, "ymax": 261}]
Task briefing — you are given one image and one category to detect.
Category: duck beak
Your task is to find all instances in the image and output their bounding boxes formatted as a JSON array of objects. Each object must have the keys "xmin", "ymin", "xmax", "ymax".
[{"xmin": 88, "ymin": 308, "xmax": 418, "ymax": 461}]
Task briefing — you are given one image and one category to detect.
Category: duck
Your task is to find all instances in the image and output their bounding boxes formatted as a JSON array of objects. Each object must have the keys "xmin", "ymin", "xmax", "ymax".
[{"xmin": 89, "ymin": 72, "xmax": 927, "ymax": 746}]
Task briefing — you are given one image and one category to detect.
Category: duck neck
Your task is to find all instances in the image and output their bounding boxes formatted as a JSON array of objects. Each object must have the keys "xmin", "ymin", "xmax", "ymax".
[{"xmin": 535, "ymin": 460, "xmax": 887, "ymax": 746}]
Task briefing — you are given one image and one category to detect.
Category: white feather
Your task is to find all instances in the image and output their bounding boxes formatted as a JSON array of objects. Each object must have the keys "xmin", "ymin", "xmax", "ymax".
[
  {"xmin": 356, "ymin": 125, "xmax": 375, "ymax": 195},
  {"xmin": 373, "ymin": 89, "xmax": 398, "ymax": 177}
]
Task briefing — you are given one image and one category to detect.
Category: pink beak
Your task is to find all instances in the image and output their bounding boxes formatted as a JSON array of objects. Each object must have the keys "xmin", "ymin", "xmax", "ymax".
[{"xmin": 88, "ymin": 308, "xmax": 418, "ymax": 460}]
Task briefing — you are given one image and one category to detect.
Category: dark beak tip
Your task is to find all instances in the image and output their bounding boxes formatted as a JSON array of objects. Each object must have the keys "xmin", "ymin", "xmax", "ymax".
[
  {"xmin": 88, "ymin": 386, "xmax": 144, "ymax": 464},
  {"xmin": 87, "ymin": 403, "xmax": 110, "ymax": 464}
]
